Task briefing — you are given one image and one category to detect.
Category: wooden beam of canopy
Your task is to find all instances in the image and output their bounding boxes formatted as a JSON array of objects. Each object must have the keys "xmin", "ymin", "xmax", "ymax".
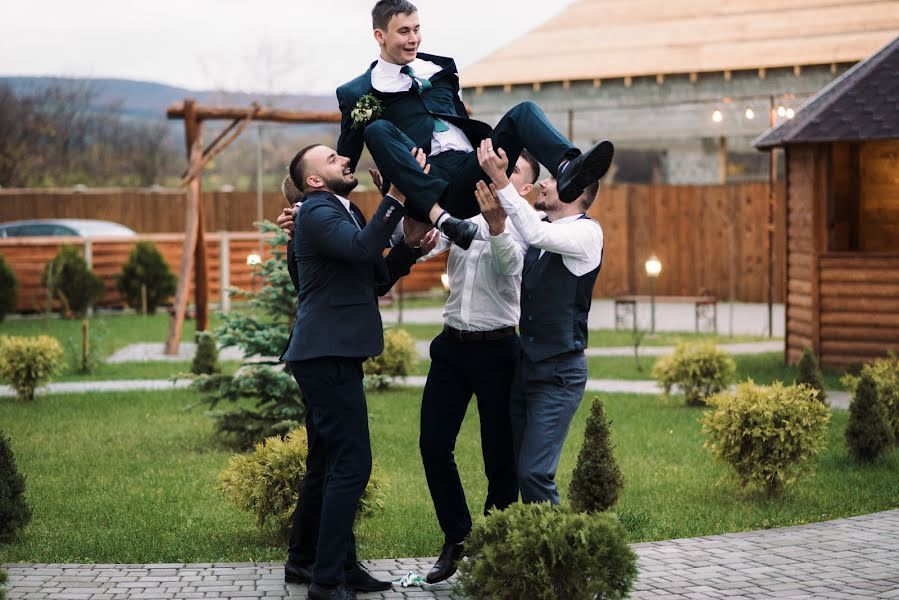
[
  {"xmin": 163, "ymin": 99, "xmax": 340, "ymax": 355},
  {"xmin": 167, "ymin": 102, "xmax": 341, "ymax": 124}
]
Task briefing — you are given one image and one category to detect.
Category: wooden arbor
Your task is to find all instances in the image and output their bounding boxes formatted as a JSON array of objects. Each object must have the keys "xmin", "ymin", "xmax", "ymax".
[{"xmin": 164, "ymin": 99, "xmax": 339, "ymax": 354}]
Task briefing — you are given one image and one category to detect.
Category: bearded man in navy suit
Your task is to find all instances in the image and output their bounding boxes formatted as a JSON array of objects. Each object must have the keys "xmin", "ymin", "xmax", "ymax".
[{"xmin": 336, "ymin": 0, "xmax": 614, "ymax": 251}]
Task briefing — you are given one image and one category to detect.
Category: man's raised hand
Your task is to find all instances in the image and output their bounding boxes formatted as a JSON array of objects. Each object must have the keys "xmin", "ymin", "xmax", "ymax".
[
  {"xmin": 277, "ymin": 205, "xmax": 298, "ymax": 239},
  {"xmin": 475, "ymin": 180, "xmax": 507, "ymax": 236},
  {"xmin": 477, "ymin": 138, "xmax": 510, "ymax": 189}
]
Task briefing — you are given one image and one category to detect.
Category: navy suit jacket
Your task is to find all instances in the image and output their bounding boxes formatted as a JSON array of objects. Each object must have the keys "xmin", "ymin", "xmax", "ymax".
[
  {"xmin": 281, "ymin": 191, "xmax": 416, "ymax": 362},
  {"xmin": 336, "ymin": 53, "xmax": 492, "ymax": 172}
]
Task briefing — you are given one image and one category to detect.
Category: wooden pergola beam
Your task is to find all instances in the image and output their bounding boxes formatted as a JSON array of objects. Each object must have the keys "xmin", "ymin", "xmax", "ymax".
[{"xmin": 166, "ymin": 102, "xmax": 340, "ymax": 124}]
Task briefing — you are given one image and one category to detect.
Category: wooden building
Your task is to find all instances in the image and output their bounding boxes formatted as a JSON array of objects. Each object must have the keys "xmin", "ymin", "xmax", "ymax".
[
  {"xmin": 461, "ymin": 0, "xmax": 899, "ymax": 184},
  {"xmin": 754, "ymin": 36, "xmax": 899, "ymax": 367}
]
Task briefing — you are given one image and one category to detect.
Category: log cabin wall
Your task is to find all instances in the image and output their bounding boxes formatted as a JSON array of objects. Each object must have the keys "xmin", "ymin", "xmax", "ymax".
[{"xmin": 785, "ymin": 145, "xmax": 827, "ymax": 364}]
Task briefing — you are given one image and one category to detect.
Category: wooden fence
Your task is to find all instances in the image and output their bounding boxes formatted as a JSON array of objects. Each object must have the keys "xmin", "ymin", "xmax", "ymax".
[{"xmin": 0, "ymin": 182, "xmax": 786, "ymax": 310}]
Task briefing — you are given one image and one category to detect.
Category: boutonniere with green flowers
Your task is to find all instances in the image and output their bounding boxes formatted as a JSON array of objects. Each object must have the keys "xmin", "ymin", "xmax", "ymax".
[{"xmin": 351, "ymin": 94, "xmax": 384, "ymax": 129}]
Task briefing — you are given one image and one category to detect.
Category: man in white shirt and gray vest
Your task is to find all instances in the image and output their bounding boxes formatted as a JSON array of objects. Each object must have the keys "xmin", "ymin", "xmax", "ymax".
[
  {"xmin": 416, "ymin": 151, "xmax": 538, "ymax": 584},
  {"xmin": 477, "ymin": 138, "xmax": 606, "ymax": 506}
]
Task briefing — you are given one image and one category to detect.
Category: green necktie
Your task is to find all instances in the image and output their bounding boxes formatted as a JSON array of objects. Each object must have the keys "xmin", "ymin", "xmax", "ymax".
[{"xmin": 400, "ymin": 65, "xmax": 449, "ymax": 133}]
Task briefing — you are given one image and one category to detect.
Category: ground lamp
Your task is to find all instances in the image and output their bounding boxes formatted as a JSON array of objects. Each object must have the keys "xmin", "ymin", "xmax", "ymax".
[
  {"xmin": 645, "ymin": 255, "xmax": 662, "ymax": 333},
  {"xmin": 246, "ymin": 253, "xmax": 262, "ymax": 293}
]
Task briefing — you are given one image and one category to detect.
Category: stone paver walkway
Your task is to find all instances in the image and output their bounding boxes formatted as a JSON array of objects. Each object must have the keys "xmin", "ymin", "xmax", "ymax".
[{"xmin": 5, "ymin": 509, "xmax": 898, "ymax": 599}]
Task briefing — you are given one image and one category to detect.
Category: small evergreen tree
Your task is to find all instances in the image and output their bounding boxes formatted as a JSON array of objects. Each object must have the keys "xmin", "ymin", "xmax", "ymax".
[
  {"xmin": 115, "ymin": 241, "xmax": 177, "ymax": 314},
  {"xmin": 191, "ymin": 331, "xmax": 221, "ymax": 375},
  {"xmin": 845, "ymin": 373, "xmax": 894, "ymax": 463},
  {"xmin": 0, "ymin": 566, "xmax": 8, "ymax": 600},
  {"xmin": 0, "ymin": 431, "xmax": 32, "ymax": 540},
  {"xmin": 42, "ymin": 245, "xmax": 104, "ymax": 317},
  {"xmin": 0, "ymin": 255, "xmax": 18, "ymax": 322},
  {"xmin": 795, "ymin": 347, "xmax": 827, "ymax": 404},
  {"xmin": 569, "ymin": 397, "xmax": 624, "ymax": 513},
  {"xmin": 191, "ymin": 221, "xmax": 304, "ymax": 448}
]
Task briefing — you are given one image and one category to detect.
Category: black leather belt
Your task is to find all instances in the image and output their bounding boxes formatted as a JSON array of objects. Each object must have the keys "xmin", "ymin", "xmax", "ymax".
[{"xmin": 443, "ymin": 325, "xmax": 516, "ymax": 342}]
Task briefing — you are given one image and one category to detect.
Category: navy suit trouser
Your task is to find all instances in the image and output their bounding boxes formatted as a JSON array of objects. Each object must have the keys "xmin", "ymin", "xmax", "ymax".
[
  {"xmin": 288, "ymin": 357, "xmax": 371, "ymax": 588},
  {"xmin": 363, "ymin": 101, "xmax": 578, "ymax": 222},
  {"xmin": 510, "ymin": 350, "xmax": 588, "ymax": 505},
  {"xmin": 419, "ymin": 331, "xmax": 520, "ymax": 544}
]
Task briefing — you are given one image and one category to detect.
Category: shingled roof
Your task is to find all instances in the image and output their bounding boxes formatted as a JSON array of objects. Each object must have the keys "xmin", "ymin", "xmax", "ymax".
[
  {"xmin": 460, "ymin": 0, "xmax": 899, "ymax": 88},
  {"xmin": 754, "ymin": 35, "xmax": 899, "ymax": 149}
]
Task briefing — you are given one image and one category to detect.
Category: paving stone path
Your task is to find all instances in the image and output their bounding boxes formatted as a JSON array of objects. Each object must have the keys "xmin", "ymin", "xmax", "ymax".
[{"xmin": 5, "ymin": 510, "xmax": 898, "ymax": 599}]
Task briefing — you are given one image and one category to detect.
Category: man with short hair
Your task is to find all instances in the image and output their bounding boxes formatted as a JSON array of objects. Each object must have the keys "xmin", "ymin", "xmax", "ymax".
[
  {"xmin": 477, "ymin": 138, "xmax": 604, "ymax": 506},
  {"xmin": 280, "ymin": 143, "xmax": 432, "ymax": 600},
  {"xmin": 417, "ymin": 150, "xmax": 538, "ymax": 584},
  {"xmin": 336, "ymin": 0, "xmax": 613, "ymax": 250}
]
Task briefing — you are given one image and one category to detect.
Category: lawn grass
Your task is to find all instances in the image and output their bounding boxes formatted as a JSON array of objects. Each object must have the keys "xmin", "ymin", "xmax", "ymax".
[
  {"xmin": 393, "ymin": 323, "xmax": 774, "ymax": 347},
  {"xmin": 1, "ymin": 387, "xmax": 895, "ymax": 563},
  {"xmin": 587, "ymin": 352, "xmax": 848, "ymax": 390}
]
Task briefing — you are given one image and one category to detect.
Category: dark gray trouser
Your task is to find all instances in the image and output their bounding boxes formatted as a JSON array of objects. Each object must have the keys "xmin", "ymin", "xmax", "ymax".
[{"xmin": 510, "ymin": 350, "xmax": 588, "ymax": 505}]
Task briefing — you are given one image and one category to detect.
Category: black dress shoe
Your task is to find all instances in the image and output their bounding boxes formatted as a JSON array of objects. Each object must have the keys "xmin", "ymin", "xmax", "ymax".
[
  {"xmin": 557, "ymin": 140, "xmax": 615, "ymax": 203},
  {"xmin": 308, "ymin": 583, "xmax": 358, "ymax": 600},
  {"xmin": 439, "ymin": 216, "xmax": 477, "ymax": 250},
  {"xmin": 284, "ymin": 561, "xmax": 313, "ymax": 584},
  {"xmin": 346, "ymin": 561, "xmax": 393, "ymax": 592},
  {"xmin": 426, "ymin": 541, "xmax": 465, "ymax": 584}
]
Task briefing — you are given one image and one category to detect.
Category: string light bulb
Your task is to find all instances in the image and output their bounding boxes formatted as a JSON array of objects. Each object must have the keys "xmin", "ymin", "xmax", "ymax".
[
  {"xmin": 712, "ymin": 110, "xmax": 723, "ymax": 123},
  {"xmin": 777, "ymin": 106, "xmax": 786, "ymax": 117},
  {"xmin": 786, "ymin": 108, "xmax": 795, "ymax": 119},
  {"xmin": 744, "ymin": 108, "xmax": 754, "ymax": 119}
]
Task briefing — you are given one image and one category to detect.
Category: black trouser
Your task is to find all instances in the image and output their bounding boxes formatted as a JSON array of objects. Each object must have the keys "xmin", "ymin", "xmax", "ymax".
[
  {"xmin": 363, "ymin": 101, "xmax": 578, "ymax": 222},
  {"xmin": 419, "ymin": 330, "xmax": 520, "ymax": 545},
  {"xmin": 288, "ymin": 357, "xmax": 371, "ymax": 588}
]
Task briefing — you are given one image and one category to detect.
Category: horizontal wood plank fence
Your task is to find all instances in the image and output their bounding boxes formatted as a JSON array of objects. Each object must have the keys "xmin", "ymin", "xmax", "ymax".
[{"xmin": 0, "ymin": 182, "xmax": 787, "ymax": 312}]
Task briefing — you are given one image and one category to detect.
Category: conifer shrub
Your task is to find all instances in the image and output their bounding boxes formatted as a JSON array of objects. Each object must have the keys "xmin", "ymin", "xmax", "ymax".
[
  {"xmin": 795, "ymin": 347, "xmax": 827, "ymax": 404},
  {"xmin": 219, "ymin": 428, "xmax": 387, "ymax": 541},
  {"xmin": 0, "ymin": 335, "xmax": 64, "ymax": 401},
  {"xmin": 569, "ymin": 396, "xmax": 624, "ymax": 513},
  {"xmin": 701, "ymin": 382, "xmax": 830, "ymax": 495},
  {"xmin": 115, "ymin": 241, "xmax": 177, "ymax": 314},
  {"xmin": 192, "ymin": 221, "xmax": 303, "ymax": 447},
  {"xmin": 0, "ymin": 567, "xmax": 7, "ymax": 600},
  {"xmin": 42, "ymin": 245, "xmax": 104, "ymax": 317},
  {"xmin": 845, "ymin": 372, "xmax": 894, "ymax": 463},
  {"xmin": 457, "ymin": 502, "xmax": 637, "ymax": 600},
  {"xmin": 363, "ymin": 328, "xmax": 417, "ymax": 390},
  {"xmin": 652, "ymin": 341, "xmax": 736, "ymax": 406},
  {"xmin": 843, "ymin": 353, "xmax": 899, "ymax": 444},
  {"xmin": 191, "ymin": 331, "xmax": 221, "ymax": 375},
  {"xmin": 0, "ymin": 255, "xmax": 18, "ymax": 322},
  {"xmin": 0, "ymin": 431, "xmax": 32, "ymax": 540}
]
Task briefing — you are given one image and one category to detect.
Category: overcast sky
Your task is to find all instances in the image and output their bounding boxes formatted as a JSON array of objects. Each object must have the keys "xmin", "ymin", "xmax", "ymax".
[{"xmin": 1, "ymin": 0, "xmax": 574, "ymax": 94}]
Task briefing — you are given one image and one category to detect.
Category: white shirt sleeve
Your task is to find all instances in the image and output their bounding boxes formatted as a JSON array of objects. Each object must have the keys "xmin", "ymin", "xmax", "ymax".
[
  {"xmin": 418, "ymin": 232, "xmax": 451, "ymax": 262},
  {"xmin": 489, "ymin": 227, "xmax": 525, "ymax": 277},
  {"xmin": 495, "ymin": 183, "xmax": 604, "ymax": 276}
]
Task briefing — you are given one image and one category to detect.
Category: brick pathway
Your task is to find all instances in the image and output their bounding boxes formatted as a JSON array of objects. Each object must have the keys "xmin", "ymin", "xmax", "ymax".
[{"xmin": 5, "ymin": 510, "xmax": 898, "ymax": 599}]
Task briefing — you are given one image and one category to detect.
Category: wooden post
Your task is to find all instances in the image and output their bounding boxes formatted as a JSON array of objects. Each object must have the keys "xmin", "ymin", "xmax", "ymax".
[
  {"xmin": 718, "ymin": 136, "xmax": 727, "ymax": 184},
  {"xmin": 81, "ymin": 319, "xmax": 89, "ymax": 373},
  {"xmin": 141, "ymin": 284, "xmax": 148, "ymax": 316},
  {"xmin": 165, "ymin": 99, "xmax": 203, "ymax": 355},
  {"xmin": 220, "ymin": 232, "xmax": 231, "ymax": 314},
  {"xmin": 194, "ymin": 131, "xmax": 209, "ymax": 333}
]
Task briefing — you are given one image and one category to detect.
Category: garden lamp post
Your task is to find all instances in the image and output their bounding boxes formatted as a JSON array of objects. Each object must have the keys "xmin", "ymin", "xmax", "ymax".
[
  {"xmin": 246, "ymin": 253, "xmax": 261, "ymax": 294},
  {"xmin": 645, "ymin": 255, "xmax": 662, "ymax": 333}
]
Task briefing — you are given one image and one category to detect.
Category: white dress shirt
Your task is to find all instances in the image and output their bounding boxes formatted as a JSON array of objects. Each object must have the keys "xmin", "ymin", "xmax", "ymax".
[
  {"xmin": 420, "ymin": 215, "xmax": 527, "ymax": 331},
  {"xmin": 495, "ymin": 183, "xmax": 604, "ymax": 276},
  {"xmin": 370, "ymin": 57, "xmax": 473, "ymax": 157}
]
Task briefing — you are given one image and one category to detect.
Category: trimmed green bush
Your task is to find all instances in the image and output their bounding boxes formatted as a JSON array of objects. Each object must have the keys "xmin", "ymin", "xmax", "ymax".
[
  {"xmin": 219, "ymin": 428, "xmax": 387, "ymax": 541},
  {"xmin": 0, "ymin": 335, "xmax": 64, "ymax": 401},
  {"xmin": 845, "ymin": 372, "xmax": 894, "ymax": 463},
  {"xmin": 0, "ymin": 566, "xmax": 7, "ymax": 600},
  {"xmin": 569, "ymin": 396, "xmax": 624, "ymax": 513},
  {"xmin": 702, "ymin": 381, "xmax": 830, "ymax": 495},
  {"xmin": 843, "ymin": 353, "xmax": 899, "ymax": 444},
  {"xmin": 363, "ymin": 328, "xmax": 417, "ymax": 390},
  {"xmin": 652, "ymin": 341, "xmax": 736, "ymax": 406},
  {"xmin": 42, "ymin": 245, "xmax": 104, "ymax": 317},
  {"xmin": 191, "ymin": 331, "xmax": 221, "ymax": 375},
  {"xmin": 0, "ymin": 430, "xmax": 32, "ymax": 540},
  {"xmin": 0, "ymin": 255, "xmax": 18, "ymax": 322},
  {"xmin": 795, "ymin": 347, "xmax": 827, "ymax": 404},
  {"xmin": 115, "ymin": 241, "xmax": 177, "ymax": 314},
  {"xmin": 457, "ymin": 502, "xmax": 637, "ymax": 600}
]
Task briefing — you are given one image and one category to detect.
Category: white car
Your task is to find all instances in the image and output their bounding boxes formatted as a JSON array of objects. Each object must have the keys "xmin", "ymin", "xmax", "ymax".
[{"xmin": 0, "ymin": 219, "xmax": 136, "ymax": 238}]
